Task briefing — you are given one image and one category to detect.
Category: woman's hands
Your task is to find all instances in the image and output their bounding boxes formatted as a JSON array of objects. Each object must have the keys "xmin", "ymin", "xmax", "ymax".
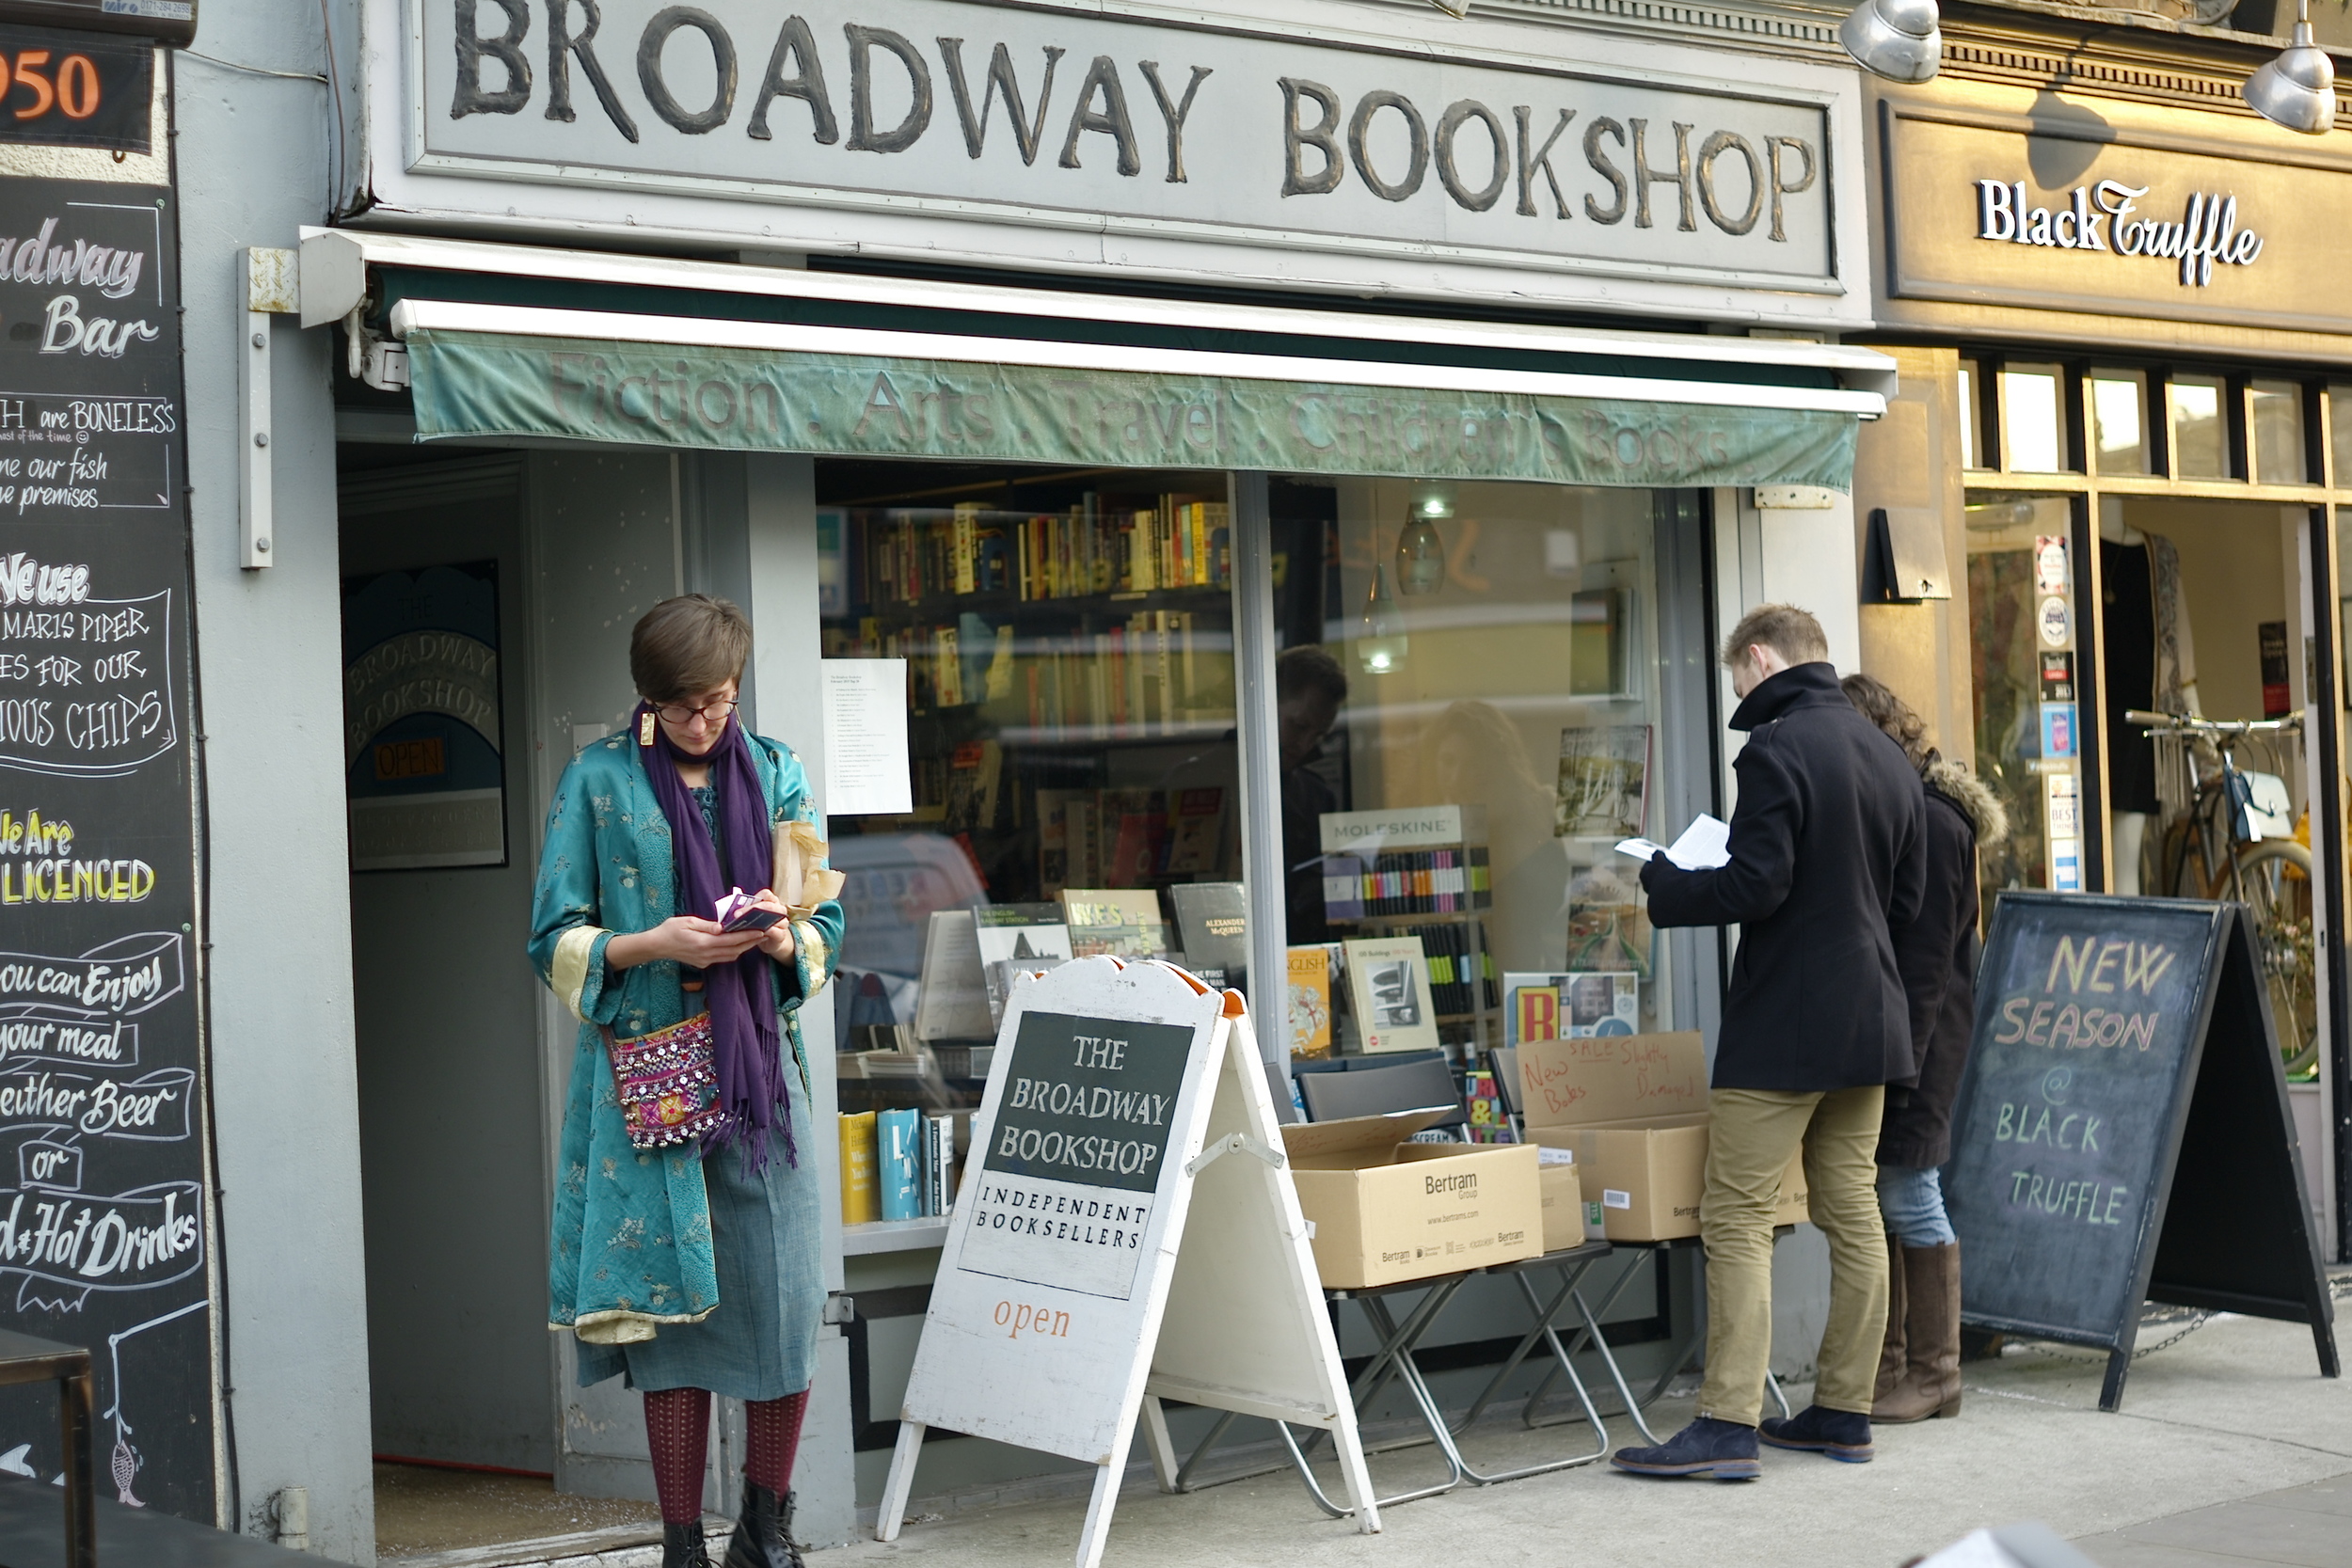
[
  {"xmin": 603, "ymin": 892, "xmax": 795, "ymax": 972},
  {"xmin": 606, "ymin": 915, "xmax": 768, "ymax": 972}
]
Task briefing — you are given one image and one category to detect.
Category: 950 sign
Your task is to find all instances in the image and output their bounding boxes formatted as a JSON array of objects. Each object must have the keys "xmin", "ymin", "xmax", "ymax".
[{"xmin": 0, "ymin": 25, "xmax": 151, "ymax": 153}]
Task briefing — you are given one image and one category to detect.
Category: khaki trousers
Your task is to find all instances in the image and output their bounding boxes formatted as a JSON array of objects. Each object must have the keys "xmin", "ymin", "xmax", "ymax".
[{"xmin": 1694, "ymin": 1085, "xmax": 1888, "ymax": 1426}]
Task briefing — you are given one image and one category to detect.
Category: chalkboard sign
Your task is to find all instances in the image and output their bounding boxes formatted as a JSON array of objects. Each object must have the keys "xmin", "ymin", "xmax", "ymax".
[
  {"xmin": 1947, "ymin": 894, "xmax": 2337, "ymax": 1410},
  {"xmin": 0, "ymin": 165, "xmax": 209, "ymax": 1519}
]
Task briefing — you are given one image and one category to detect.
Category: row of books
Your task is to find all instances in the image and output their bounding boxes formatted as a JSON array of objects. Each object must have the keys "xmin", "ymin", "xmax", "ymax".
[
  {"xmin": 854, "ymin": 497, "xmax": 1232, "ymax": 608},
  {"xmin": 914, "ymin": 883, "xmax": 1248, "ymax": 1039},
  {"xmin": 838, "ymin": 1108, "xmax": 959, "ymax": 1224},
  {"xmin": 1390, "ymin": 921, "xmax": 1501, "ymax": 1017},
  {"xmin": 1014, "ymin": 610, "xmax": 1230, "ymax": 736},
  {"xmin": 1322, "ymin": 848, "xmax": 1493, "ymax": 920},
  {"xmin": 1284, "ymin": 932, "xmax": 1464, "ymax": 1058},
  {"xmin": 1040, "ymin": 786, "xmax": 1229, "ymax": 891}
]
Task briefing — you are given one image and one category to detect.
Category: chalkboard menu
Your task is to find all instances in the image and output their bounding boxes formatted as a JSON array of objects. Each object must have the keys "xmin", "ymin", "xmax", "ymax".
[
  {"xmin": 1947, "ymin": 894, "xmax": 2336, "ymax": 1410},
  {"xmin": 0, "ymin": 171, "xmax": 211, "ymax": 1515}
]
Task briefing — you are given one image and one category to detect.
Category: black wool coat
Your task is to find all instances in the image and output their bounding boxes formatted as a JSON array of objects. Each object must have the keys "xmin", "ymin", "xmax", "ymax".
[
  {"xmin": 1878, "ymin": 761, "xmax": 2005, "ymax": 1168},
  {"xmin": 1643, "ymin": 662, "xmax": 1928, "ymax": 1093}
]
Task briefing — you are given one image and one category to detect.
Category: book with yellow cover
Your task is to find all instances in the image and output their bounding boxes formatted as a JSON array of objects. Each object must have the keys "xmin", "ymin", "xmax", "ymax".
[{"xmin": 839, "ymin": 1110, "xmax": 879, "ymax": 1225}]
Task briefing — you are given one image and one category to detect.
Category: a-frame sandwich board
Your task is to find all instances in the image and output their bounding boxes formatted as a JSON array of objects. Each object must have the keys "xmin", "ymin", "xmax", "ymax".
[{"xmin": 876, "ymin": 958, "xmax": 1375, "ymax": 1566}]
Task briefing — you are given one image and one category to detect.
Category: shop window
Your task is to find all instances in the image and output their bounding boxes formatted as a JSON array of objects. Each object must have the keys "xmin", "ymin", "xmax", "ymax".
[
  {"xmin": 2090, "ymin": 371, "xmax": 2150, "ymax": 477},
  {"xmin": 1266, "ymin": 477, "xmax": 1681, "ymax": 1069},
  {"xmin": 1965, "ymin": 493, "xmax": 2081, "ymax": 917},
  {"xmin": 1999, "ymin": 363, "xmax": 2067, "ymax": 473},
  {"xmin": 2330, "ymin": 387, "xmax": 2352, "ymax": 486},
  {"xmin": 2250, "ymin": 381, "xmax": 2309, "ymax": 486},
  {"xmin": 1959, "ymin": 359, "xmax": 1983, "ymax": 469},
  {"xmin": 817, "ymin": 462, "xmax": 1241, "ymax": 1202},
  {"xmin": 2168, "ymin": 375, "xmax": 2230, "ymax": 480}
]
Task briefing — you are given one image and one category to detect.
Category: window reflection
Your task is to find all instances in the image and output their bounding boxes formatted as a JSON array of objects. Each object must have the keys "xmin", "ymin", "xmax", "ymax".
[
  {"xmin": 2000, "ymin": 364, "xmax": 2065, "ymax": 473},
  {"xmin": 2250, "ymin": 381, "xmax": 2306, "ymax": 485},
  {"xmin": 2169, "ymin": 376, "xmax": 2229, "ymax": 479},
  {"xmin": 2091, "ymin": 372, "xmax": 2149, "ymax": 477}
]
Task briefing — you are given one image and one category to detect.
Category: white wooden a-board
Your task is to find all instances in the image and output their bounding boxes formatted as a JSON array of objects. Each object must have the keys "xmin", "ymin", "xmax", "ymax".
[{"xmin": 877, "ymin": 957, "xmax": 1376, "ymax": 1567}]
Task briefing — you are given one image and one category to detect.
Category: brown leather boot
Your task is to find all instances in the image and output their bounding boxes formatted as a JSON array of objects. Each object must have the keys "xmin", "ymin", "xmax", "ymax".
[
  {"xmin": 1873, "ymin": 1243, "xmax": 1962, "ymax": 1423},
  {"xmin": 1871, "ymin": 1232, "xmax": 1906, "ymax": 1405}
]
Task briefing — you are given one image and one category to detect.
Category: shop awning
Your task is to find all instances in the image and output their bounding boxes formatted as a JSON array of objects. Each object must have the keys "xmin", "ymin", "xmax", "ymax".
[{"xmin": 304, "ymin": 230, "xmax": 1894, "ymax": 491}]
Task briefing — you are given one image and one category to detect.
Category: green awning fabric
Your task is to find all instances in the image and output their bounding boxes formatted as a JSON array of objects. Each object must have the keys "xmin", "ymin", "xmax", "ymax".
[{"xmin": 406, "ymin": 328, "xmax": 1860, "ymax": 491}]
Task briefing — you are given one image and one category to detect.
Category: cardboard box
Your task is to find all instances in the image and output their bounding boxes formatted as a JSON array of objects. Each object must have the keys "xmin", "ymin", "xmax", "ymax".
[
  {"xmin": 1516, "ymin": 1031, "xmax": 1808, "ymax": 1243},
  {"xmin": 1535, "ymin": 1148, "xmax": 1584, "ymax": 1254},
  {"xmin": 1282, "ymin": 1110, "xmax": 1544, "ymax": 1288}
]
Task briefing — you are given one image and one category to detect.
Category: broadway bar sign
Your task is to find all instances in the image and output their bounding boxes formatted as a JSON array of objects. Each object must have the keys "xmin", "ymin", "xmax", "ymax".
[{"xmin": 413, "ymin": 0, "xmax": 1839, "ymax": 288}]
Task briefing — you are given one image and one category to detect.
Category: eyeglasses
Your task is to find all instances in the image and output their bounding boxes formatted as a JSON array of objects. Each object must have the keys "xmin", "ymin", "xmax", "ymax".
[{"xmin": 654, "ymin": 697, "xmax": 739, "ymax": 725}]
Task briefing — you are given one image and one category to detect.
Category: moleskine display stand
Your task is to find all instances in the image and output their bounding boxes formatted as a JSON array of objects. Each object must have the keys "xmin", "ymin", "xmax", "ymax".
[
  {"xmin": 1947, "ymin": 894, "xmax": 2338, "ymax": 1411},
  {"xmin": 877, "ymin": 958, "xmax": 1376, "ymax": 1566}
]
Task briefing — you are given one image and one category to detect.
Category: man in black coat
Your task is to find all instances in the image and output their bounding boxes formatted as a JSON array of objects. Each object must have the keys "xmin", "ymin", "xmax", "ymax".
[{"xmin": 1611, "ymin": 605, "xmax": 1926, "ymax": 1481}]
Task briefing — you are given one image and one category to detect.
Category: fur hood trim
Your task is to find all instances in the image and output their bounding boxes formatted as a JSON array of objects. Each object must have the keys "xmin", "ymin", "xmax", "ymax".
[{"xmin": 1924, "ymin": 755, "xmax": 2008, "ymax": 844}]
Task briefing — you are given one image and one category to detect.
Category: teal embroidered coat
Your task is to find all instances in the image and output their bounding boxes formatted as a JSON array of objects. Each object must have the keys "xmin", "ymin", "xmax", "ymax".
[{"xmin": 528, "ymin": 731, "xmax": 842, "ymax": 1346}]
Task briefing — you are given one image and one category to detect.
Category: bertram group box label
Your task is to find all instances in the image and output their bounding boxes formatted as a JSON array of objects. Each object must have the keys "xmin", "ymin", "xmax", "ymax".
[
  {"xmin": 413, "ymin": 0, "xmax": 1836, "ymax": 287},
  {"xmin": 961, "ymin": 1009, "xmax": 1191, "ymax": 1301}
]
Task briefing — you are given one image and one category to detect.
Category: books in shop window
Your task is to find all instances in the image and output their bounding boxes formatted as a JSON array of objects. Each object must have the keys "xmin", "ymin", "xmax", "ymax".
[
  {"xmin": 1555, "ymin": 724, "xmax": 1653, "ymax": 839},
  {"xmin": 1502, "ymin": 971, "xmax": 1642, "ymax": 1046},
  {"xmin": 1168, "ymin": 881, "xmax": 1247, "ymax": 989},
  {"xmin": 1387, "ymin": 921, "xmax": 1499, "ymax": 1016},
  {"xmin": 1037, "ymin": 787, "xmax": 1229, "ymax": 893},
  {"xmin": 1317, "ymin": 805, "xmax": 1492, "ymax": 923},
  {"xmin": 971, "ymin": 901, "xmax": 1073, "ymax": 1026},
  {"xmin": 1339, "ymin": 935, "xmax": 1442, "ymax": 1055},
  {"xmin": 851, "ymin": 495, "xmax": 1231, "ymax": 610},
  {"xmin": 839, "ymin": 1110, "xmax": 878, "ymax": 1225},
  {"xmin": 843, "ymin": 1109, "xmax": 961, "ymax": 1226},
  {"xmin": 1058, "ymin": 888, "xmax": 1169, "ymax": 959},
  {"xmin": 878, "ymin": 1107, "xmax": 923, "ymax": 1222},
  {"xmin": 1286, "ymin": 944, "xmax": 1336, "ymax": 1059}
]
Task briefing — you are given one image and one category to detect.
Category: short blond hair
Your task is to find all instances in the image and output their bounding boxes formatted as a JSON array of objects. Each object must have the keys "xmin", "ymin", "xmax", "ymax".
[{"xmin": 1722, "ymin": 604, "xmax": 1828, "ymax": 670}]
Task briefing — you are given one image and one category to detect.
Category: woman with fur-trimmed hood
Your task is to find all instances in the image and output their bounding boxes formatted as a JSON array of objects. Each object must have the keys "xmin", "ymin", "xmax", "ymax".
[{"xmin": 1840, "ymin": 673, "xmax": 2007, "ymax": 1427}]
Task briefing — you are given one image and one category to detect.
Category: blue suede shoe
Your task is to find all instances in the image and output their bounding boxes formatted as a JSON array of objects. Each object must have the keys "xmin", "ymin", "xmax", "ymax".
[
  {"xmin": 1610, "ymin": 1417, "xmax": 1761, "ymax": 1480},
  {"xmin": 1758, "ymin": 1403, "xmax": 1875, "ymax": 1462}
]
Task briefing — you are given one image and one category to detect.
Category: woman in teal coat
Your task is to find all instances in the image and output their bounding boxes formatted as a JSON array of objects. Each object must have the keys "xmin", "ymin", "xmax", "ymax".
[{"xmin": 530, "ymin": 594, "xmax": 843, "ymax": 1568}]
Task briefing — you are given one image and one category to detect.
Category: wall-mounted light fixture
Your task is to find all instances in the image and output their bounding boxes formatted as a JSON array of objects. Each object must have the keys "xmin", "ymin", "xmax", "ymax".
[
  {"xmin": 2245, "ymin": 0, "xmax": 2337, "ymax": 135},
  {"xmin": 1839, "ymin": 0, "xmax": 1942, "ymax": 84}
]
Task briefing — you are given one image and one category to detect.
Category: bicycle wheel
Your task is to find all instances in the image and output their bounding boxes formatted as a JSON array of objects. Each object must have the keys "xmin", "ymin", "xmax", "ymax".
[{"xmin": 2233, "ymin": 839, "xmax": 2320, "ymax": 1077}]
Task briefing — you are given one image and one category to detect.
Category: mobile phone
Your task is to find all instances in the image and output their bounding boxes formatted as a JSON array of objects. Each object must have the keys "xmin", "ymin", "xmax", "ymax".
[{"xmin": 721, "ymin": 905, "xmax": 787, "ymax": 933}]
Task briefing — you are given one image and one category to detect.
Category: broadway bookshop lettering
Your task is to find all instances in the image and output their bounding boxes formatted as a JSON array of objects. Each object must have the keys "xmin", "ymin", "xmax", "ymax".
[{"xmin": 427, "ymin": 0, "xmax": 1833, "ymax": 278}]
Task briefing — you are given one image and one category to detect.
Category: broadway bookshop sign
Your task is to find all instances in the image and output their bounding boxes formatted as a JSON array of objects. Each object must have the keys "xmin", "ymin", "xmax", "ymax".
[{"xmin": 413, "ymin": 0, "xmax": 1836, "ymax": 290}]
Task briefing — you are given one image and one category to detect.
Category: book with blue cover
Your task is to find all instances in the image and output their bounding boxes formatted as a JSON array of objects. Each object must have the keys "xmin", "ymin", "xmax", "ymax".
[{"xmin": 878, "ymin": 1107, "xmax": 922, "ymax": 1222}]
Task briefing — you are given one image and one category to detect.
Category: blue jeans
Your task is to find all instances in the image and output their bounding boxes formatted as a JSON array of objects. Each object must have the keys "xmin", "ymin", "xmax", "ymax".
[{"xmin": 1877, "ymin": 1164, "xmax": 1955, "ymax": 1247}]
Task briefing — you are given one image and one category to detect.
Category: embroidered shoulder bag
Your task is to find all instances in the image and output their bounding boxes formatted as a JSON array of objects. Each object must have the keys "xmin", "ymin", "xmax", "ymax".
[{"xmin": 602, "ymin": 1012, "xmax": 724, "ymax": 1150}]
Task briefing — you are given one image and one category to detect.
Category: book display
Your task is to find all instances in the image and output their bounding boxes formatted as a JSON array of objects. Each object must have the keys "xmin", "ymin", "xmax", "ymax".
[
  {"xmin": 821, "ymin": 465, "xmax": 1245, "ymax": 1245},
  {"xmin": 1316, "ymin": 805, "xmax": 1501, "ymax": 1058}
]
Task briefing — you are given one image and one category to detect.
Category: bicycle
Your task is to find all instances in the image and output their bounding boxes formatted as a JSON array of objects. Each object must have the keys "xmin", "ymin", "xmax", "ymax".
[{"xmin": 2126, "ymin": 709, "xmax": 2319, "ymax": 1077}]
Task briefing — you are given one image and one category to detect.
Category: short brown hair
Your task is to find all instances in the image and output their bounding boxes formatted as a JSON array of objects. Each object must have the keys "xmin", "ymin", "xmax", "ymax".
[
  {"xmin": 1840, "ymin": 672, "xmax": 1934, "ymax": 771},
  {"xmin": 1722, "ymin": 604, "xmax": 1828, "ymax": 670},
  {"xmin": 630, "ymin": 594, "xmax": 752, "ymax": 703}
]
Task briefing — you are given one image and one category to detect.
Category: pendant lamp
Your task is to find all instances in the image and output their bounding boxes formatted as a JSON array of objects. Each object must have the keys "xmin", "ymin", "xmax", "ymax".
[
  {"xmin": 1395, "ymin": 515, "xmax": 1446, "ymax": 595},
  {"xmin": 2245, "ymin": 0, "xmax": 2337, "ymax": 135},
  {"xmin": 1839, "ymin": 0, "xmax": 1942, "ymax": 83},
  {"xmin": 1357, "ymin": 565, "xmax": 1408, "ymax": 675}
]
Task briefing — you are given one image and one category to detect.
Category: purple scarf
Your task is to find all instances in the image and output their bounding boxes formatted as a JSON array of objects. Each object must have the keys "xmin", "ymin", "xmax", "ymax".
[{"xmin": 635, "ymin": 702, "xmax": 794, "ymax": 1170}]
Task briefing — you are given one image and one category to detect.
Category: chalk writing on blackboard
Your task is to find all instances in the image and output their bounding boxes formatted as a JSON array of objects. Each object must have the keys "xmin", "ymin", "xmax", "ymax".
[{"xmin": 0, "ymin": 580, "xmax": 175, "ymax": 777}]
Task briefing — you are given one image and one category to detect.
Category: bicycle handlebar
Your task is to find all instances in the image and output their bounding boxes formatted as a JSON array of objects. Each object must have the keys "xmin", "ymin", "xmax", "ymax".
[{"xmin": 2125, "ymin": 708, "xmax": 2304, "ymax": 735}]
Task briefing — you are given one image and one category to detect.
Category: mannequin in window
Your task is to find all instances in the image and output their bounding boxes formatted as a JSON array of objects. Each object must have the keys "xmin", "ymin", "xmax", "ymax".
[{"xmin": 2100, "ymin": 504, "xmax": 2200, "ymax": 896}]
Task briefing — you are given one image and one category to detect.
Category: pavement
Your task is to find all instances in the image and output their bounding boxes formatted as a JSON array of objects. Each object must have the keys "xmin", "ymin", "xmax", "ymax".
[{"xmin": 435, "ymin": 1282, "xmax": 2352, "ymax": 1568}]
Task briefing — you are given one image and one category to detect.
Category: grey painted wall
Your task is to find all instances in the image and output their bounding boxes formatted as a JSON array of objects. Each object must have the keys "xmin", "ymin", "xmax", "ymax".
[
  {"xmin": 176, "ymin": 4, "xmax": 375, "ymax": 1559},
  {"xmin": 342, "ymin": 457, "xmax": 552, "ymax": 1472}
]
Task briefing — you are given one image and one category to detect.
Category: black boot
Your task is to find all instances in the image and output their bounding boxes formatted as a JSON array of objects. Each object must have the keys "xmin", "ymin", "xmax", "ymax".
[
  {"xmin": 723, "ymin": 1481, "xmax": 805, "ymax": 1568},
  {"xmin": 663, "ymin": 1520, "xmax": 713, "ymax": 1568}
]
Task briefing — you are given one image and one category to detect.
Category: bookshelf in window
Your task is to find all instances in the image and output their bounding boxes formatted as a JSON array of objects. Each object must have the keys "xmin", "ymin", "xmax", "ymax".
[{"xmin": 1316, "ymin": 805, "xmax": 1502, "ymax": 1058}]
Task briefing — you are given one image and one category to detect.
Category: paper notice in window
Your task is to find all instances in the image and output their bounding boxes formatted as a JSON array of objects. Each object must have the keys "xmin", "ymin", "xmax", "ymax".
[
  {"xmin": 1615, "ymin": 813, "xmax": 1731, "ymax": 870},
  {"xmin": 821, "ymin": 659, "xmax": 913, "ymax": 816}
]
